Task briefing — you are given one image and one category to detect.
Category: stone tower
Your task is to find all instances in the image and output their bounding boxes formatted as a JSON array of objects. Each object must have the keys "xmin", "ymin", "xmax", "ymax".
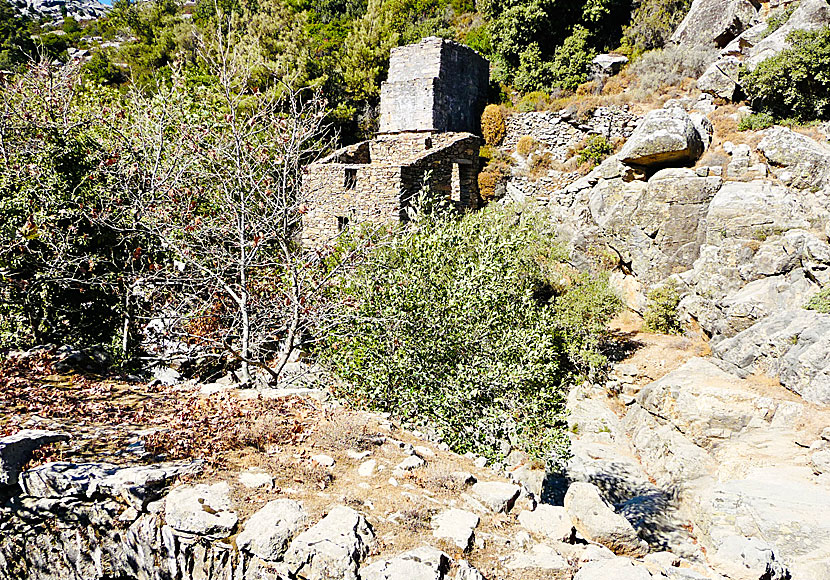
[{"xmin": 378, "ymin": 37, "xmax": 490, "ymax": 135}]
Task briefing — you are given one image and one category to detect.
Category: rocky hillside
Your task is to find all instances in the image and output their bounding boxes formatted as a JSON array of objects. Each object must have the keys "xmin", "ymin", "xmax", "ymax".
[
  {"xmin": 3, "ymin": 0, "xmax": 830, "ymax": 579},
  {"xmin": 11, "ymin": 0, "xmax": 107, "ymax": 22}
]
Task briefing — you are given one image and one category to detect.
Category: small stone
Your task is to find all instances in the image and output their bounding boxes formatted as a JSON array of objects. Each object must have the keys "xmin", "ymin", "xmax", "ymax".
[
  {"xmin": 358, "ymin": 459, "xmax": 377, "ymax": 477},
  {"xmin": 431, "ymin": 508, "xmax": 480, "ymax": 551},
  {"xmin": 238, "ymin": 469, "xmax": 274, "ymax": 489},
  {"xmin": 455, "ymin": 560, "xmax": 486, "ymax": 580},
  {"xmin": 312, "ymin": 454, "xmax": 336, "ymax": 468},
  {"xmin": 395, "ymin": 455, "xmax": 425, "ymax": 471},
  {"xmin": 451, "ymin": 471, "xmax": 477, "ymax": 486},
  {"xmin": 346, "ymin": 450, "xmax": 372, "ymax": 461},
  {"xmin": 360, "ymin": 546, "xmax": 449, "ymax": 580},
  {"xmin": 414, "ymin": 445, "xmax": 435, "ymax": 457},
  {"xmin": 474, "ymin": 456, "xmax": 487, "ymax": 468}
]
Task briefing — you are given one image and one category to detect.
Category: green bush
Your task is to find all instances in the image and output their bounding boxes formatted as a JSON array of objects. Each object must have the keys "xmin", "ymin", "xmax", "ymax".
[
  {"xmin": 740, "ymin": 27, "xmax": 830, "ymax": 122},
  {"xmin": 643, "ymin": 281, "xmax": 683, "ymax": 334},
  {"xmin": 576, "ymin": 135, "xmax": 613, "ymax": 166},
  {"xmin": 319, "ymin": 204, "xmax": 621, "ymax": 466},
  {"xmin": 737, "ymin": 112, "xmax": 776, "ymax": 131},
  {"xmin": 806, "ymin": 287, "xmax": 830, "ymax": 313}
]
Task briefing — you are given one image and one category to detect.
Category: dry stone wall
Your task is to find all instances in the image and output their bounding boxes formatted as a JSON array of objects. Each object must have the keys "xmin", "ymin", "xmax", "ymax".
[{"xmin": 503, "ymin": 107, "xmax": 640, "ymax": 160}]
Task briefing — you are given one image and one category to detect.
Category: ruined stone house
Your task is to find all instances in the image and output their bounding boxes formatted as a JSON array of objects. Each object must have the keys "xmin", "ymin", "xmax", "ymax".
[{"xmin": 301, "ymin": 37, "xmax": 489, "ymax": 247}]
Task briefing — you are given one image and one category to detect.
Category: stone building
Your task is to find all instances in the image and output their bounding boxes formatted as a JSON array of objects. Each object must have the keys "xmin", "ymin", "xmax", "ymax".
[{"xmin": 301, "ymin": 37, "xmax": 489, "ymax": 248}]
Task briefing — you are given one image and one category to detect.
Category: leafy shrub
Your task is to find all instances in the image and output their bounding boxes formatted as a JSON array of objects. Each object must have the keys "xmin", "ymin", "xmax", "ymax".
[
  {"xmin": 576, "ymin": 135, "xmax": 613, "ymax": 166},
  {"xmin": 643, "ymin": 281, "xmax": 683, "ymax": 334},
  {"xmin": 806, "ymin": 287, "xmax": 830, "ymax": 313},
  {"xmin": 319, "ymin": 204, "xmax": 621, "ymax": 466},
  {"xmin": 550, "ymin": 26, "xmax": 594, "ymax": 92},
  {"xmin": 740, "ymin": 27, "xmax": 830, "ymax": 122},
  {"xmin": 628, "ymin": 44, "xmax": 718, "ymax": 93},
  {"xmin": 623, "ymin": 0, "xmax": 692, "ymax": 53},
  {"xmin": 516, "ymin": 135, "xmax": 539, "ymax": 156},
  {"xmin": 528, "ymin": 151, "xmax": 553, "ymax": 179},
  {"xmin": 738, "ymin": 112, "xmax": 776, "ymax": 131},
  {"xmin": 481, "ymin": 104, "xmax": 507, "ymax": 145}
]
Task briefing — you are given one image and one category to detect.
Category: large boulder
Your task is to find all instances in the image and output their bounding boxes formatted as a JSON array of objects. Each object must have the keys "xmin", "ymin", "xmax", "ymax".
[
  {"xmin": 704, "ymin": 180, "xmax": 810, "ymax": 244},
  {"xmin": 671, "ymin": 0, "xmax": 760, "ymax": 48},
  {"xmin": 164, "ymin": 482, "xmax": 238, "ymax": 538},
  {"xmin": 714, "ymin": 309, "xmax": 830, "ymax": 404},
  {"xmin": 618, "ymin": 108, "xmax": 706, "ymax": 167},
  {"xmin": 573, "ymin": 556, "xmax": 654, "ymax": 580},
  {"xmin": 0, "ymin": 430, "xmax": 68, "ymax": 487},
  {"xmin": 236, "ymin": 499, "xmax": 308, "ymax": 561},
  {"xmin": 564, "ymin": 482, "xmax": 647, "ymax": 557},
  {"xmin": 758, "ymin": 126, "xmax": 830, "ymax": 191},
  {"xmin": 284, "ymin": 506, "xmax": 375, "ymax": 580},
  {"xmin": 697, "ymin": 56, "xmax": 741, "ymax": 99},
  {"xmin": 708, "ymin": 535, "xmax": 790, "ymax": 580},
  {"xmin": 431, "ymin": 509, "xmax": 479, "ymax": 550}
]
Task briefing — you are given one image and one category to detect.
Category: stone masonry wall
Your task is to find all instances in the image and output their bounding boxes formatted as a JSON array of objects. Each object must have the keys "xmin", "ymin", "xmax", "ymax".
[
  {"xmin": 379, "ymin": 37, "xmax": 489, "ymax": 135},
  {"xmin": 503, "ymin": 106, "xmax": 640, "ymax": 161},
  {"xmin": 301, "ymin": 133, "xmax": 481, "ymax": 247}
]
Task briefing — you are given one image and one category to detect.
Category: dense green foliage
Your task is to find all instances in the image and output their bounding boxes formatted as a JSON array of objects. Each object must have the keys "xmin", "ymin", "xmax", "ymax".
[
  {"xmin": 0, "ymin": 0, "xmax": 36, "ymax": 68},
  {"xmin": 741, "ymin": 27, "xmax": 830, "ymax": 122},
  {"xmin": 0, "ymin": 65, "xmax": 140, "ymax": 350},
  {"xmin": 738, "ymin": 112, "xmax": 776, "ymax": 131},
  {"xmin": 622, "ymin": 0, "xmax": 690, "ymax": 53},
  {"xmin": 319, "ymin": 204, "xmax": 621, "ymax": 465},
  {"xmin": 643, "ymin": 282, "xmax": 682, "ymax": 334},
  {"xmin": 806, "ymin": 287, "xmax": 830, "ymax": 314},
  {"xmin": 576, "ymin": 135, "xmax": 613, "ymax": 166}
]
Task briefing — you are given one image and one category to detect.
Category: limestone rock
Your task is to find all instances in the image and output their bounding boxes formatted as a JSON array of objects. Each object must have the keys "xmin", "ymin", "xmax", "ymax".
[
  {"xmin": 284, "ymin": 506, "xmax": 375, "ymax": 580},
  {"xmin": 592, "ymin": 54, "xmax": 628, "ymax": 76},
  {"xmin": 164, "ymin": 482, "xmax": 237, "ymax": 538},
  {"xmin": 517, "ymin": 505, "xmax": 574, "ymax": 542},
  {"xmin": 470, "ymin": 481, "xmax": 520, "ymax": 513},
  {"xmin": 431, "ymin": 509, "xmax": 479, "ymax": 550},
  {"xmin": 19, "ymin": 460, "xmax": 202, "ymax": 509},
  {"xmin": 360, "ymin": 546, "xmax": 449, "ymax": 580},
  {"xmin": 635, "ymin": 357, "xmax": 774, "ymax": 446},
  {"xmin": 708, "ymin": 535, "xmax": 790, "ymax": 580},
  {"xmin": 758, "ymin": 126, "xmax": 830, "ymax": 191},
  {"xmin": 810, "ymin": 449, "xmax": 830, "ymax": 474},
  {"xmin": 455, "ymin": 560, "xmax": 486, "ymax": 580},
  {"xmin": 697, "ymin": 56, "xmax": 741, "ymax": 99},
  {"xmin": 0, "ymin": 430, "xmax": 69, "ymax": 487},
  {"xmin": 564, "ymin": 482, "xmax": 647, "ymax": 557},
  {"xmin": 714, "ymin": 310, "xmax": 830, "ymax": 404},
  {"xmin": 618, "ymin": 108, "xmax": 705, "ymax": 167},
  {"xmin": 506, "ymin": 543, "xmax": 571, "ymax": 573},
  {"xmin": 573, "ymin": 556, "xmax": 654, "ymax": 580},
  {"xmin": 671, "ymin": 0, "xmax": 760, "ymax": 48},
  {"xmin": 690, "ymin": 468, "xmax": 830, "ymax": 579},
  {"xmin": 238, "ymin": 469, "xmax": 274, "ymax": 489},
  {"xmin": 704, "ymin": 180, "xmax": 810, "ymax": 244},
  {"xmin": 237, "ymin": 499, "xmax": 307, "ymax": 561}
]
